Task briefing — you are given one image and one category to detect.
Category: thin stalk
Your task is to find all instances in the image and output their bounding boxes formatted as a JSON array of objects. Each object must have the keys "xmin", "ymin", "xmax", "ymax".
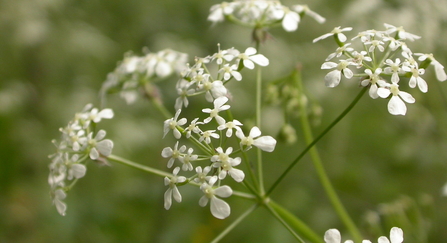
[
  {"xmin": 108, "ymin": 154, "xmax": 171, "ymax": 177},
  {"xmin": 295, "ymin": 72, "xmax": 362, "ymax": 242},
  {"xmin": 211, "ymin": 204, "xmax": 259, "ymax": 243},
  {"xmin": 256, "ymin": 64, "xmax": 265, "ymax": 196},
  {"xmin": 266, "ymin": 86, "xmax": 367, "ymax": 196}
]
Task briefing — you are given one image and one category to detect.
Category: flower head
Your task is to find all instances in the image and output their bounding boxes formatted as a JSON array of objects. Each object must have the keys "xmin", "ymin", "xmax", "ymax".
[
  {"xmin": 199, "ymin": 176, "xmax": 233, "ymax": 219},
  {"xmin": 236, "ymin": 126, "xmax": 276, "ymax": 152}
]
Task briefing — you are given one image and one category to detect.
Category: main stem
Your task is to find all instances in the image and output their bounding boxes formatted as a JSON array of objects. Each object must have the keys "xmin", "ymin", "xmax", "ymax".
[
  {"xmin": 255, "ymin": 40, "xmax": 265, "ymax": 196},
  {"xmin": 266, "ymin": 86, "xmax": 368, "ymax": 196},
  {"xmin": 295, "ymin": 72, "xmax": 362, "ymax": 242}
]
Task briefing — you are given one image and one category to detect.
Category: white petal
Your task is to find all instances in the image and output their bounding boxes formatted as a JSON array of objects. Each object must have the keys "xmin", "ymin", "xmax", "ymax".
[
  {"xmin": 313, "ymin": 33, "xmax": 333, "ymax": 43},
  {"xmin": 214, "ymin": 96, "xmax": 228, "ymax": 108},
  {"xmin": 324, "ymin": 70, "xmax": 341, "ymax": 88},
  {"xmin": 69, "ymin": 164, "xmax": 87, "ymax": 179},
  {"xmin": 229, "ymin": 168, "xmax": 245, "ymax": 182},
  {"xmin": 98, "ymin": 108, "xmax": 114, "ymax": 120},
  {"xmin": 161, "ymin": 147, "xmax": 173, "ymax": 158},
  {"xmin": 369, "ymin": 84, "xmax": 379, "ymax": 99},
  {"xmin": 155, "ymin": 61, "xmax": 172, "ymax": 78},
  {"xmin": 95, "ymin": 130, "xmax": 106, "ymax": 141},
  {"xmin": 324, "ymin": 229, "xmax": 341, "ymax": 243},
  {"xmin": 55, "ymin": 198, "xmax": 67, "ymax": 216},
  {"xmin": 249, "ymin": 126, "xmax": 262, "ymax": 138},
  {"xmin": 343, "ymin": 68, "xmax": 353, "ymax": 79},
  {"xmin": 398, "ymin": 91, "xmax": 415, "ymax": 103},
  {"xmin": 199, "ymin": 196, "xmax": 209, "ymax": 207},
  {"xmin": 210, "ymin": 197, "xmax": 231, "ymax": 219},
  {"xmin": 164, "ymin": 188, "xmax": 173, "ymax": 210},
  {"xmin": 89, "ymin": 148, "xmax": 99, "ymax": 160},
  {"xmin": 321, "ymin": 62, "xmax": 337, "ymax": 69},
  {"xmin": 250, "ymin": 54, "xmax": 269, "ymax": 67},
  {"xmin": 245, "ymin": 47, "xmax": 257, "ymax": 56},
  {"xmin": 388, "ymin": 96, "xmax": 407, "ymax": 115},
  {"xmin": 434, "ymin": 63, "xmax": 447, "ymax": 81},
  {"xmin": 172, "ymin": 186, "xmax": 182, "ymax": 203},
  {"xmin": 378, "ymin": 236, "xmax": 390, "ymax": 243},
  {"xmin": 377, "ymin": 87, "xmax": 391, "ymax": 98},
  {"xmin": 390, "ymin": 227, "xmax": 403, "ymax": 243},
  {"xmin": 96, "ymin": 139, "xmax": 114, "ymax": 156},
  {"xmin": 243, "ymin": 59, "xmax": 255, "ymax": 69},
  {"xmin": 253, "ymin": 136, "xmax": 277, "ymax": 152},
  {"xmin": 417, "ymin": 77, "xmax": 428, "ymax": 93},
  {"xmin": 282, "ymin": 11, "xmax": 300, "ymax": 32},
  {"xmin": 338, "ymin": 33, "xmax": 347, "ymax": 42}
]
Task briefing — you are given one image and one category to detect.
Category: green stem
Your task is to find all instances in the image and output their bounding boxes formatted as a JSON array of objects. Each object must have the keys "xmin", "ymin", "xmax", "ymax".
[
  {"xmin": 266, "ymin": 200, "xmax": 323, "ymax": 243},
  {"xmin": 295, "ymin": 72, "xmax": 363, "ymax": 242},
  {"xmin": 107, "ymin": 154, "xmax": 171, "ymax": 177},
  {"xmin": 266, "ymin": 86, "xmax": 367, "ymax": 196},
  {"xmin": 211, "ymin": 204, "xmax": 259, "ymax": 243},
  {"xmin": 255, "ymin": 63, "xmax": 265, "ymax": 196}
]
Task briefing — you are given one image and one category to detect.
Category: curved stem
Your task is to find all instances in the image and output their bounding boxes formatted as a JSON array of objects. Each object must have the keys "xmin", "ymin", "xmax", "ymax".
[
  {"xmin": 295, "ymin": 72, "xmax": 362, "ymax": 242},
  {"xmin": 266, "ymin": 86, "xmax": 368, "ymax": 197}
]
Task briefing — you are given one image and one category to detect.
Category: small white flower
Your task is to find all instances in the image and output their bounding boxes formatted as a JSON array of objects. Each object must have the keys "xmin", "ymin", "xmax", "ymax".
[
  {"xmin": 313, "ymin": 26, "xmax": 353, "ymax": 43},
  {"xmin": 325, "ymin": 43, "xmax": 354, "ymax": 61},
  {"xmin": 378, "ymin": 82, "xmax": 415, "ymax": 115},
  {"xmin": 292, "ymin": 5, "xmax": 326, "ymax": 24},
  {"xmin": 198, "ymin": 77, "xmax": 228, "ymax": 102},
  {"xmin": 351, "ymin": 51, "xmax": 372, "ymax": 67},
  {"xmin": 194, "ymin": 166, "xmax": 212, "ymax": 184},
  {"xmin": 161, "ymin": 141, "xmax": 186, "ymax": 168},
  {"xmin": 321, "ymin": 60, "xmax": 356, "ymax": 88},
  {"xmin": 164, "ymin": 167, "xmax": 187, "ymax": 210},
  {"xmin": 403, "ymin": 66, "xmax": 427, "ymax": 93},
  {"xmin": 163, "ymin": 109, "xmax": 187, "ymax": 139},
  {"xmin": 87, "ymin": 130, "xmax": 114, "ymax": 160},
  {"xmin": 361, "ymin": 68, "xmax": 385, "ymax": 99},
  {"xmin": 236, "ymin": 126, "xmax": 277, "ymax": 152},
  {"xmin": 212, "ymin": 44, "xmax": 237, "ymax": 64},
  {"xmin": 384, "ymin": 58, "xmax": 402, "ymax": 83},
  {"xmin": 217, "ymin": 119, "xmax": 243, "ymax": 137},
  {"xmin": 384, "ymin": 23, "xmax": 421, "ymax": 41},
  {"xmin": 178, "ymin": 147, "xmax": 198, "ymax": 171},
  {"xmin": 237, "ymin": 47, "xmax": 269, "ymax": 69},
  {"xmin": 377, "ymin": 227, "xmax": 404, "ymax": 243},
  {"xmin": 83, "ymin": 107, "xmax": 114, "ymax": 124},
  {"xmin": 211, "ymin": 147, "xmax": 245, "ymax": 182},
  {"xmin": 365, "ymin": 39, "xmax": 385, "ymax": 52},
  {"xmin": 52, "ymin": 189, "xmax": 67, "ymax": 216},
  {"xmin": 202, "ymin": 96, "xmax": 231, "ymax": 125},
  {"xmin": 199, "ymin": 176, "xmax": 233, "ymax": 219},
  {"xmin": 219, "ymin": 64, "xmax": 242, "ymax": 81},
  {"xmin": 415, "ymin": 53, "xmax": 447, "ymax": 81},
  {"xmin": 184, "ymin": 118, "xmax": 203, "ymax": 138},
  {"xmin": 199, "ymin": 130, "xmax": 220, "ymax": 144},
  {"xmin": 175, "ymin": 79, "xmax": 195, "ymax": 110},
  {"xmin": 281, "ymin": 8, "xmax": 300, "ymax": 32}
]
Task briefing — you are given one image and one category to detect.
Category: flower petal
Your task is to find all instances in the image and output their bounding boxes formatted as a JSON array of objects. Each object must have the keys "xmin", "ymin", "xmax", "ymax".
[{"xmin": 210, "ymin": 197, "xmax": 231, "ymax": 219}]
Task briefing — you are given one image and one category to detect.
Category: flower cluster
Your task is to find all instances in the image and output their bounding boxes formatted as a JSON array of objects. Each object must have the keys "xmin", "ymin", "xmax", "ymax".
[
  {"xmin": 100, "ymin": 49, "xmax": 188, "ymax": 104},
  {"xmin": 208, "ymin": 0, "xmax": 325, "ymax": 32},
  {"xmin": 324, "ymin": 227, "xmax": 404, "ymax": 243},
  {"xmin": 315, "ymin": 24, "xmax": 446, "ymax": 115},
  {"xmin": 161, "ymin": 46, "xmax": 277, "ymax": 219},
  {"xmin": 48, "ymin": 104, "xmax": 114, "ymax": 216}
]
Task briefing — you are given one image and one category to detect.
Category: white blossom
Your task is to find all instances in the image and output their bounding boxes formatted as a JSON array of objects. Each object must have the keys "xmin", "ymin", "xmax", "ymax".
[
  {"xmin": 236, "ymin": 126, "xmax": 276, "ymax": 152},
  {"xmin": 361, "ymin": 68, "xmax": 385, "ymax": 99},
  {"xmin": 161, "ymin": 141, "xmax": 186, "ymax": 168},
  {"xmin": 202, "ymin": 96, "xmax": 230, "ymax": 124},
  {"xmin": 321, "ymin": 60, "xmax": 356, "ymax": 88},
  {"xmin": 378, "ymin": 227, "xmax": 404, "ymax": 243},
  {"xmin": 87, "ymin": 130, "xmax": 114, "ymax": 160},
  {"xmin": 378, "ymin": 82, "xmax": 415, "ymax": 115},
  {"xmin": 164, "ymin": 167, "xmax": 186, "ymax": 210},
  {"xmin": 163, "ymin": 109, "xmax": 187, "ymax": 139},
  {"xmin": 199, "ymin": 130, "xmax": 220, "ymax": 144},
  {"xmin": 237, "ymin": 47, "xmax": 269, "ymax": 69},
  {"xmin": 292, "ymin": 5, "xmax": 326, "ymax": 24},
  {"xmin": 194, "ymin": 166, "xmax": 212, "ymax": 184},
  {"xmin": 178, "ymin": 147, "xmax": 197, "ymax": 171},
  {"xmin": 217, "ymin": 119, "xmax": 243, "ymax": 137},
  {"xmin": 52, "ymin": 189, "xmax": 67, "ymax": 216},
  {"xmin": 313, "ymin": 26, "xmax": 353, "ymax": 43},
  {"xmin": 384, "ymin": 23, "xmax": 421, "ymax": 41},
  {"xmin": 211, "ymin": 147, "xmax": 245, "ymax": 182},
  {"xmin": 199, "ymin": 176, "xmax": 232, "ymax": 219}
]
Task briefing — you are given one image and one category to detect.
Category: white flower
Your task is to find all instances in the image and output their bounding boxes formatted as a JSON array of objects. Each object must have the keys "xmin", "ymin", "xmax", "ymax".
[
  {"xmin": 52, "ymin": 189, "xmax": 67, "ymax": 216},
  {"xmin": 87, "ymin": 130, "xmax": 114, "ymax": 160},
  {"xmin": 161, "ymin": 141, "xmax": 186, "ymax": 168},
  {"xmin": 211, "ymin": 147, "xmax": 245, "ymax": 182},
  {"xmin": 184, "ymin": 118, "xmax": 203, "ymax": 138},
  {"xmin": 321, "ymin": 60, "xmax": 356, "ymax": 88},
  {"xmin": 403, "ymin": 66, "xmax": 428, "ymax": 93},
  {"xmin": 378, "ymin": 82, "xmax": 415, "ymax": 115},
  {"xmin": 178, "ymin": 147, "xmax": 197, "ymax": 171},
  {"xmin": 198, "ymin": 77, "xmax": 228, "ymax": 102},
  {"xmin": 378, "ymin": 227, "xmax": 404, "ymax": 243},
  {"xmin": 175, "ymin": 79, "xmax": 195, "ymax": 110},
  {"xmin": 202, "ymin": 96, "xmax": 230, "ymax": 125},
  {"xmin": 164, "ymin": 167, "xmax": 186, "ymax": 210},
  {"xmin": 313, "ymin": 26, "xmax": 353, "ymax": 43},
  {"xmin": 384, "ymin": 23, "xmax": 421, "ymax": 41},
  {"xmin": 163, "ymin": 109, "xmax": 187, "ymax": 139},
  {"xmin": 194, "ymin": 166, "xmax": 212, "ymax": 184},
  {"xmin": 236, "ymin": 126, "xmax": 277, "ymax": 152},
  {"xmin": 365, "ymin": 39, "xmax": 385, "ymax": 52},
  {"xmin": 237, "ymin": 47, "xmax": 269, "ymax": 69},
  {"xmin": 292, "ymin": 5, "xmax": 326, "ymax": 24},
  {"xmin": 415, "ymin": 53, "xmax": 447, "ymax": 81},
  {"xmin": 199, "ymin": 130, "xmax": 220, "ymax": 144},
  {"xmin": 212, "ymin": 45, "xmax": 237, "ymax": 64},
  {"xmin": 384, "ymin": 58, "xmax": 402, "ymax": 83},
  {"xmin": 325, "ymin": 43, "xmax": 354, "ymax": 61},
  {"xmin": 217, "ymin": 119, "xmax": 243, "ymax": 137},
  {"xmin": 83, "ymin": 107, "xmax": 114, "ymax": 125},
  {"xmin": 199, "ymin": 176, "xmax": 232, "ymax": 219},
  {"xmin": 208, "ymin": 2, "xmax": 235, "ymax": 23},
  {"xmin": 351, "ymin": 51, "xmax": 372, "ymax": 67},
  {"xmin": 219, "ymin": 64, "xmax": 242, "ymax": 81},
  {"xmin": 361, "ymin": 68, "xmax": 385, "ymax": 99}
]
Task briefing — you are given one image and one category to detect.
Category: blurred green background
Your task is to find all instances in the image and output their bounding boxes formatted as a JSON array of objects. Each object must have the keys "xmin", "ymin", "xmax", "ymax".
[{"xmin": 1, "ymin": 0, "xmax": 447, "ymax": 242}]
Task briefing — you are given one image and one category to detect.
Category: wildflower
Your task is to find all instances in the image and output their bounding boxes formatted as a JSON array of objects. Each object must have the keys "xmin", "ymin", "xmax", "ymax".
[
  {"xmin": 281, "ymin": 7, "xmax": 300, "ymax": 32},
  {"xmin": 199, "ymin": 130, "xmax": 220, "ymax": 144},
  {"xmin": 384, "ymin": 23, "xmax": 421, "ymax": 41},
  {"xmin": 292, "ymin": 5, "xmax": 326, "ymax": 24},
  {"xmin": 87, "ymin": 130, "xmax": 114, "ymax": 160},
  {"xmin": 164, "ymin": 167, "xmax": 187, "ymax": 210},
  {"xmin": 51, "ymin": 189, "xmax": 67, "ymax": 216},
  {"xmin": 414, "ymin": 53, "xmax": 447, "ymax": 81},
  {"xmin": 197, "ymin": 77, "xmax": 228, "ymax": 102},
  {"xmin": 202, "ymin": 96, "xmax": 231, "ymax": 124},
  {"xmin": 217, "ymin": 119, "xmax": 243, "ymax": 137},
  {"xmin": 313, "ymin": 26, "xmax": 353, "ymax": 43},
  {"xmin": 325, "ymin": 43, "xmax": 354, "ymax": 61},
  {"xmin": 194, "ymin": 166, "xmax": 212, "ymax": 184},
  {"xmin": 199, "ymin": 176, "xmax": 232, "ymax": 219},
  {"xmin": 184, "ymin": 118, "xmax": 203, "ymax": 138},
  {"xmin": 211, "ymin": 147, "xmax": 245, "ymax": 182},
  {"xmin": 384, "ymin": 58, "xmax": 403, "ymax": 83},
  {"xmin": 365, "ymin": 39, "xmax": 385, "ymax": 53},
  {"xmin": 361, "ymin": 68, "xmax": 385, "ymax": 99},
  {"xmin": 81, "ymin": 107, "xmax": 114, "ymax": 127},
  {"xmin": 178, "ymin": 147, "xmax": 198, "ymax": 171},
  {"xmin": 236, "ymin": 126, "xmax": 277, "ymax": 152},
  {"xmin": 378, "ymin": 82, "xmax": 415, "ymax": 115},
  {"xmin": 219, "ymin": 64, "xmax": 242, "ymax": 81},
  {"xmin": 175, "ymin": 79, "xmax": 195, "ymax": 110},
  {"xmin": 403, "ymin": 65, "xmax": 428, "ymax": 93},
  {"xmin": 161, "ymin": 141, "xmax": 186, "ymax": 168},
  {"xmin": 321, "ymin": 60, "xmax": 356, "ymax": 88},
  {"xmin": 163, "ymin": 109, "xmax": 187, "ymax": 139},
  {"xmin": 237, "ymin": 47, "xmax": 269, "ymax": 69},
  {"xmin": 212, "ymin": 44, "xmax": 237, "ymax": 64}
]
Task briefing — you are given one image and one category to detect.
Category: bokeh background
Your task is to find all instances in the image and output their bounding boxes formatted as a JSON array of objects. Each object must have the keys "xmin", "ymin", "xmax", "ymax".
[{"xmin": 1, "ymin": 0, "xmax": 447, "ymax": 242}]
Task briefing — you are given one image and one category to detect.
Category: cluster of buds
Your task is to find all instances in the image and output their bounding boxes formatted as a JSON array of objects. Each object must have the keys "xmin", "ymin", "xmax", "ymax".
[
  {"xmin": 315, "ymin": 24, "xmax": 446, "ymax": 115},
  {"xmin": 100, "ymin": 49, "xmax": 188, "ymax": 104},
  {"xmin": 161, "ymin": 45, "xmax": 277, "ymax": 219},
  {"xmin": 208, "ymin": 0, "xmax": 325, "ymax": 38},
  {"xmin": 48, "ymin": 104, "xmax": 114, "ymax": 216}
]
